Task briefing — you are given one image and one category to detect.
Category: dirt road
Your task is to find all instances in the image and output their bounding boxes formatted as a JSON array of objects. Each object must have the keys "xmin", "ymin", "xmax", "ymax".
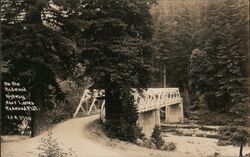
[
  {"xmin": 2, "ymin": 115, "xmax": 250, "ymax": 157},
  {"xmin": 1, "ymin": 115, "xmax": 124, "ymax": 157}
]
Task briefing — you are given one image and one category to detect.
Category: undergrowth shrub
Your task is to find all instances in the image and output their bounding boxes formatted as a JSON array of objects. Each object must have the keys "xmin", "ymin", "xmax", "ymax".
[
  {"xmin": 151, "ymin": 125, "xmax": 176, "ymax": 151},
  {"xmin": 218, "ymin": 126, "xmax": 248, "ymax": 146},
  {"xmin": 218, "ymin": 125, "xmax": 249, "ymax": 157},
  {"xmin": 45, "ymin": 101, "xmax": 75, "ymax": 124},
  {"xmin": 164, "ymin": 142, "xmax": 176, "ymax": 151},
  {"xmin": 38, "ymin": 131, "xmax": 76, "ymax": 157},
  {"xmin": 105, "ymin": 91, "xmax": 144, "ymax": 143},
  {"xmin": 218, "ymin": 125, "xmax": 236, "ymax": 146},
  {"xmin": 42, "ymin": 79, "xmax": 89, "ymax": 129},
  {"xmin": 151, "ymin": 125, "xmax": 165, "ymax": 149}
]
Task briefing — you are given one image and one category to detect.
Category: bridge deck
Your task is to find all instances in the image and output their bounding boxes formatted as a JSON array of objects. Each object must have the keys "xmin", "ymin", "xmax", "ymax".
[{"xmin": 73, "ymin": 88, "xmax": 183, "ymax": 117}]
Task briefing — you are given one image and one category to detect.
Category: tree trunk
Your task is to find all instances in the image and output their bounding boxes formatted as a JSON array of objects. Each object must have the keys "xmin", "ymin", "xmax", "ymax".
[
  {"xmin": 183, "ymin": 83, "xmax": 190, "ymax": 106},
  {"xmin": 239, "ymin": 142, "xmax": 243, "ymax": 157},
  {"xmin": 105, "ymin": 84, "xmax": 123, "ymax": 121},
  {"xmin": 31, "ymin": 111, "xmax": 38, "ymax": 137},
  {"xmin": 31, "ymin": 86, "xmax": 44, "ymax": 137},
  {"xmin": 25, "ymin": 1, "xmax": 44, "ymax": 24}
]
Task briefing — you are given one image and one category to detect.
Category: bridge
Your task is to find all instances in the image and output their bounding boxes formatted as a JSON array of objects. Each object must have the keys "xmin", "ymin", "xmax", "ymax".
[{"xmin": 74, "ymin": 88, "xmax": 184, "ymax": 137}]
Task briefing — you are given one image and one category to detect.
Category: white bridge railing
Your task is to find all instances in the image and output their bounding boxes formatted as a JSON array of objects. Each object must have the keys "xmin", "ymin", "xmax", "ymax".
[
  {"xmin": 133, "ymin": 88, "xmax": 182, "ymax": 113},
  {"xmin": 73, "ymin": 88, "xmax": 182, "ymax": 118}
]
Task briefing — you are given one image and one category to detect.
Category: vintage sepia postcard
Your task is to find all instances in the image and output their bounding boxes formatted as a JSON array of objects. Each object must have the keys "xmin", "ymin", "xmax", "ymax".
[{"xmin": 1, "ymin": 0, "xmax": 249, "ymax": 157}]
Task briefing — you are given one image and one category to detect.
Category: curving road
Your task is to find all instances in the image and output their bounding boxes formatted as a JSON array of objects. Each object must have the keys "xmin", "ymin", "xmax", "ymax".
[
  {"xmin": 1, "ymin": 115, "xmax": 125, "ymax": 157},
  {"xmin": 2, "ymin": 115, "xmax": 249, "ymax": 157}
]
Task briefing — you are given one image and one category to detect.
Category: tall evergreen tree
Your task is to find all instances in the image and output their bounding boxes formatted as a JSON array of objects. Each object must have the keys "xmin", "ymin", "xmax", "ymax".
[
  {"xmin": 50, "ymin": 0, "xmax": 156, "ymax": 139},
  {"xmin": 194, "ymin": 0, "xmax": 249, "ymax": 123},
  {"xmin": 152, "ymin": 0, "xmax": 194, "ymax": 89},
  {"xmin": 1, "ymin": 0, "xmax": 79, "ymax": 135},
  {"xmin": 83, "ymin": 0, "xmax": 156, "ymax": 137},
  {"xmin": 189, "ymin": 49, "xmax": 214, "ymax": 109},
  {"xmin": 151, "ymin": 0, "xmax": 195, "ymax": 107}
]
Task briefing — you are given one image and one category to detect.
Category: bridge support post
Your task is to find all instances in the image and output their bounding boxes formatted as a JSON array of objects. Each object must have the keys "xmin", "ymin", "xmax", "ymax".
[
  {"xmin": 138, "ymin": 109, "xmax": 160, "ymax": 138},
  {"xmin": 165, "ymin": 102, "xmax": 184, "ymax": 123}
]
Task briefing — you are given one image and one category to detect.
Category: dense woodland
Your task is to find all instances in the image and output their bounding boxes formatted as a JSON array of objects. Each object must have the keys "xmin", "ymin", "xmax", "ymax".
[
  {"xmin": 1, "ymin": 0, "xmax": 249, "ymax": 141},
  {"xmin": 152, "ymin": 0, "xmax": 249, "ymax": 126}
]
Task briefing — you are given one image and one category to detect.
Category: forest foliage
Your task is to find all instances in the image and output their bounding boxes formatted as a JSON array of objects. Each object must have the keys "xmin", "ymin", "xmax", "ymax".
[
  {"xmin": 1, "ymin": 0, "xmax": 249, "ymax": 138},
  {"xmin": 152, "ymin": 0, "xmax": 249, "ymax": 125},
  {"xmin": 1, "ymin": 0, "xmax": 156, "ymax": 138}
]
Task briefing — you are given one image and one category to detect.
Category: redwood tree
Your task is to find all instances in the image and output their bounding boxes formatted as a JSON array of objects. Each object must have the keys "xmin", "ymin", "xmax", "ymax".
[{"xmin": 1, "ymin": 0, "xmax": 78, "ymax": 136}]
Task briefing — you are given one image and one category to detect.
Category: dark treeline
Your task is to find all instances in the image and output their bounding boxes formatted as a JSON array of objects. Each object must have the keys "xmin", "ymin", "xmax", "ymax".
[{"xmin": 152, "ymin": 0, "xmax": 249, "ymax": 124}]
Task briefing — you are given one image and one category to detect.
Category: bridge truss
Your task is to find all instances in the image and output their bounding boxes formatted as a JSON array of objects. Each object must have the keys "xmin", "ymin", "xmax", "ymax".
[{"xmin": 73, "ymin": 88, "xmax": 183, "ymax": 121}]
